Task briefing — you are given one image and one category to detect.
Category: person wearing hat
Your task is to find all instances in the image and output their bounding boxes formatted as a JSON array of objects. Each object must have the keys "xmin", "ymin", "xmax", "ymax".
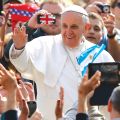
[{"xmin": 9, "ymin": 5, "xmax": 114, "ymax": 120}]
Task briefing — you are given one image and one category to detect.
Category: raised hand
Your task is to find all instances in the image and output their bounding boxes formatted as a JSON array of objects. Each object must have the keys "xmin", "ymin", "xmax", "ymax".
[
  {"xmin": 24, "ymin": 82, "xmax": 35, "ymax": 101},
  {"xmin": 12, "ymin": 25, "xmax": 28, "ymax": 49},
  {"xmin": 28, "ymin": 9, "xmax": 50, "ymax": 29},
  {"xmin": 0, "ymin": 40, "xmax": 4, "ymax": 58},
  {"xmin": 29, "ymin": 109, "xmax": 43, "ymax": 120},
  {"xmin": 78, "ymin": 71, "xmax": 101, "ymax": 97},
  {"xmin": 3, "ymin": 3, "xmax": 10, "ymax": 17},
  {"xmin": 0, "ymin": 64, "xmax": 17, "ymax": 92},
  {"xmin": 77, "ymin": 71, "xmax": 101, "ymax": 113},
  {"xmin": 0, "ymin": 86, "xmax": 7, "ymax": 113},
  {"xmin": 19, "ymin": 99, "xmax": 29, "ymax": 120},
  {"xmin": 18, "ymin": 80, "xmax": 30, "ymax": 101},
  {"xmin": 0, "ymin": 64, "xmax": 18, "ymax": 111},
  {"xmin": 103, "ymin": 13, "xmax": 115, "ymax": 35},
  {"xmin": 55, "ymin": 87, "xmax": 64, "ymax": 119}
]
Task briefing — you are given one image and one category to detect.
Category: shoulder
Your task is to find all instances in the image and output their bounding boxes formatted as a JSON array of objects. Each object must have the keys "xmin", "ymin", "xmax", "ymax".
[
  {"xmin": 29, "ymin": 34, "xmax": 61, "ymax": 44},
  {"xmin": 84, "ymin": 39, "xmax": 95, "ymax": 48},
  {"xmin": 26, "ymin": 34, "xmax": 62, "ymax": 53},
  {"xmin": 95, "ymin": 49, "xmax": 114, "ymax": 63},
  {"xmin": 84, "ymin": 39, "xmax": 115, "ymax": 62}
]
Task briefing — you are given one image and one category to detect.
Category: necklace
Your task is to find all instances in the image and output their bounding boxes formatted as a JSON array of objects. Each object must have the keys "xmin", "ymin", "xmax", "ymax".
[{"xmin": 63, "ymin": 41, "xmax": 86, "ymax": 79}]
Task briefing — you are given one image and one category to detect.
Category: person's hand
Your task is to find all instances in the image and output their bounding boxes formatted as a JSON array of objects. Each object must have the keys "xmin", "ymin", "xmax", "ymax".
[
  {"xmin": 16, "ymin": 84, "xmax": 29, "ymax": 120},
  {"xmin": 17, "ymin": 80, "xmax": 36, "ymax": 102},
  {"xmin": 28, "ymin": 9, "xmax": 50, "ymax": 29},
  {"xmin": 0, "ymin": 64, "xmax": 17, "ymax": 92},
  {"xmin": 0, "ymin": 94, "xmax": 7, "ymax": 113},
  {"xmin": 78, "ymin": 71, "xmax": 101, "ymax": 97},
  {"xmin": 103, "ymin": 13, "xmax": 116, "ymax": 35},
  {"xmin": 3, "ymin": 3, "xmax": 11, "ymax": 25},
  {"xmin": 19, "ymin": 99, "xmax": 29, "ymax": 120},
  {"xmin": 77, "ymin": 71, "xmax": 101, "ymax": 113},
  {"xmin": 86, "ymin": 1, "xmax": 103, "ymax": 14},
  {"xmin": 0, "ymin": 40, "xmax": 4, "ymax": 59},
  {"xmin": 0, "ymin": 86, "xmax": 7, "ymax": 113},
  {"xmin": 29, "ymin": 109, "xmax": 43, "ymax": 120},
  {"xmin": 18, "ymin": 80, "xmax": 30, "ymax": 101},
  {"xmin": 12, "ymin": 25, "xmax": 28, "ymax": 49},
  {"xmin": 3, "ymin": 3, "xmax": 10, "ymax": 16},
  {"xmin": 0, "ymin": 64, "xmax": 18, "ymax": 111},
  {"xmin": 55, "ymin": 87, "xmax": 64, "ymax": 119},
  {"xmin": 24, "ymin": 82, "xmax": 35, "ymax": 101}
]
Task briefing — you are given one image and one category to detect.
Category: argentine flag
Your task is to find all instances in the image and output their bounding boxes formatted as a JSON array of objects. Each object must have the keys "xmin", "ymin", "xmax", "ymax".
[{"xmin": 77, "ymin": 44, "xmax": 106, "ymax": 76}]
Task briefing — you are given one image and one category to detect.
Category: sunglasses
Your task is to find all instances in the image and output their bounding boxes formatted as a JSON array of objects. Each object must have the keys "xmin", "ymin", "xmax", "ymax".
[{"xmin": 116, "ymin": 3, "xmax": 120, "ymax": 8}]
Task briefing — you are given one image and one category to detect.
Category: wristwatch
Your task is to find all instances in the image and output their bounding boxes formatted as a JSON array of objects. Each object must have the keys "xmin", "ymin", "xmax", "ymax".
[{"xmin": 107, "ymin": 32, "xmax": 117, "ymax": 39}]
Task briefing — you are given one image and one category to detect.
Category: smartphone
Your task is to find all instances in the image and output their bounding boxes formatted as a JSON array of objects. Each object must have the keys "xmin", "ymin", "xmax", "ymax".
[
  {"xmin": 27, "ymin": 101, "xmax": 37, "ymax": 118},
  {"xmin": 88, "ymin": 62, "xmax": 120, "ymax": 105},
  {"xmin": 37, "ymin": 14, "xmax": 56, "ymax": 24},
  {"xmin": 96, "ymin": 4, "xmax": 110, "ymax": 13}
]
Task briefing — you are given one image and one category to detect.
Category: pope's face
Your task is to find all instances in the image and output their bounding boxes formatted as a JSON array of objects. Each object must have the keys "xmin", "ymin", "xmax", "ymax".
[{"xmin": 61, "ymin": 12, "xmax": 85, "ymax": 48}]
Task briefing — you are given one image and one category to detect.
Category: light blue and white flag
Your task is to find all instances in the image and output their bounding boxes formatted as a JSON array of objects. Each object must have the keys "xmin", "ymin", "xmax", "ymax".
[{"xmin": 77, "ymin": 44, "xmax": 106, "ymax": 76}]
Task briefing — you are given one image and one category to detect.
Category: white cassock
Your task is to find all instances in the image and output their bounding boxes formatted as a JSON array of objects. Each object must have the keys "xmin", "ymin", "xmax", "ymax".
[{"xmin": 10, "ymin": 34, "xmax": 114, "ymax": 120}]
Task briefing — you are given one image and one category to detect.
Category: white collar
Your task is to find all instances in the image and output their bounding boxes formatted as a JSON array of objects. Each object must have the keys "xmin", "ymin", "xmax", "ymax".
[{"xmin": 64, "ymin": 37, "xmax": 86, "ymax": 52}]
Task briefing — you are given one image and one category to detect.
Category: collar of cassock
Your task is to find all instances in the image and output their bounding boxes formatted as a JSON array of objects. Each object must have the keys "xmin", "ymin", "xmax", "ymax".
[{"xmin": 65, "ymin": 36, "xmax": 86, "ymax": 52}]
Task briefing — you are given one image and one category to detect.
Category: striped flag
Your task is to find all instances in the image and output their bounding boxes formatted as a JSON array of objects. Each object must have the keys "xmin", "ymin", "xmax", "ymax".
[
  {"xmin": 77, "ymin": 44, "xmax": 106, "ymax": 76},
  {"xmin": 9, "ymin": 3, "xmax": 39, "ymax": 30}
]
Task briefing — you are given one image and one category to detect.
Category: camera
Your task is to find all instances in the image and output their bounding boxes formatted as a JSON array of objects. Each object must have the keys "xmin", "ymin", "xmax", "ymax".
[
  {"xmin": 37, "ymin": 14, "xmax": 56, "ymax": 24},
  {"xmin": 88, "ymin": 62, "xmax": 120, "ymax": 105},
  {"xmin": 96, "ymin": 4, "xmax": 110, "ymax": 13}
]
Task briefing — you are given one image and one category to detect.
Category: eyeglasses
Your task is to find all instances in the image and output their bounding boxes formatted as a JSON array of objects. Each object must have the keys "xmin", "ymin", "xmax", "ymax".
[{"xmin": 116, "ymin": 3, "xmax": 120, "ymax": 8}]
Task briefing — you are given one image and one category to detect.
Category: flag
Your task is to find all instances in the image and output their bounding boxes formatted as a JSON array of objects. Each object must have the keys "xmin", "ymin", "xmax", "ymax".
[
  {"xmin": 37, "ymin": 14, "xmax": 55, "ymax": 24},
  {"xmin": 77, "ymin": 44, "xmax": 106, "ymax": 76},
  {"xmin": 9, "ymin": 3, "xmax": 39, "ymax": 30}
]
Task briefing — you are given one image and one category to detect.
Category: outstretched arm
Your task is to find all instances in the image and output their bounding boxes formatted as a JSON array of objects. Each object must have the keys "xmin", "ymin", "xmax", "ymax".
[{"xmin": 77, "ymin": 71, "xmax": 101, "ymax": 120}]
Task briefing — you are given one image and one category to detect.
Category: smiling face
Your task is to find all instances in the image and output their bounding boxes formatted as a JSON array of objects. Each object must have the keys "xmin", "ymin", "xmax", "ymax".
[
  {"xmin": 61, "ymin": 11, "xmax": 86, "ymax": 48},
  {"xmin": 84, "ymin": 17, "xmax": 103, "ymax": 44}
]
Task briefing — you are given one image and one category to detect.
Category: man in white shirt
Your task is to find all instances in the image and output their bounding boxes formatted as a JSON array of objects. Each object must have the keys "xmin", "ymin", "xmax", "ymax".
[{"xmin": 9, "ymin": 5, "xmax": 114, "ymax": 120}]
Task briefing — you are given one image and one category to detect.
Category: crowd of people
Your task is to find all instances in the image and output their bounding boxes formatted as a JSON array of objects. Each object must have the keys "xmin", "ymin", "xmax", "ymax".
[{"xmin": 0, "ymin": 0, "xmax": 120, "ymax": 120}]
